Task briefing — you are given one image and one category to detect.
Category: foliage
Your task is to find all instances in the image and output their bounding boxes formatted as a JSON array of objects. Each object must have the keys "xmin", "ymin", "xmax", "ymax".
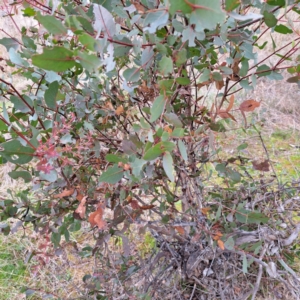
[{"xmin": 0, "ymin": 0, "xmax": 300, "ymax": 298}]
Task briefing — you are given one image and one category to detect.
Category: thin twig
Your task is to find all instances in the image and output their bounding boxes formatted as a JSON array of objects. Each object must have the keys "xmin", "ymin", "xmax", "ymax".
[{"xmin": 251, "ymin": 245, "xmax": 267, "ymax": 300}]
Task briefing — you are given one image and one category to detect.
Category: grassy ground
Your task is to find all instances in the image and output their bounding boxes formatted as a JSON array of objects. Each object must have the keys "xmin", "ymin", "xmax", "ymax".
[{"xmin": 0, "ymin": 234, "xmax": 28, "ymax": 299}]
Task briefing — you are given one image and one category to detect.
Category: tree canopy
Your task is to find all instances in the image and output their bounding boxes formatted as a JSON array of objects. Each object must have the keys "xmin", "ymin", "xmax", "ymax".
[{"xmin": 0, "ymin": 0, "xmax": 300, "ymax": 298}]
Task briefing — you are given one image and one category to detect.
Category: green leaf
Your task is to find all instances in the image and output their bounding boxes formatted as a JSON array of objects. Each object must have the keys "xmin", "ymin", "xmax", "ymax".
[
  {"xmin": 123, "ymin": 67, "xmax": 140, "ymax": 82},
  {"xmin": 22, "ymin": 7, "xmax": 36, "ymax": 17},
  {"xmin": 143, "ymin": 10, "xmax": 169, "ymax": 34},
  {"xmin": 239, "ymin": 59, "xmax": 249, "ymax": 77},
  {"xmin": 256, "ymin": 64, "xmax": 271, "ymax": 77},
  {"xmin": 212, "ymin": 72, "xmax": 223, "ymax": 81},
  {"xmin": 274, "ymin": 24, "xmax": 293, "ymax": 34},
  {"xmin": 175, "ymin": 77, "xmax": 191, "ymax": 85},
  {"xmin": 224, "ymin": 236, "xmax": 235, "ymax": 250},
  {"xmin": 105, "ymin": 154, "xmax": 127, "ymax": 164},
  {"xmin": 0, "ymin": 37, "xmax": 19, "ymax": 51},
  {"xmin": 143, "ymin": 142, "xmax": 176, "ymax": 161},
  {"xmin": 131, "ymin": 158, "xmax": 146, "ymax": 177},
  {"xmin": 77, "ymin": 16, "xmax": 94, "ymax": 34},
  {"xmin": 8, "ymin": 171, "xmax": 32, "ymax": 183},
  {"xmin": 227, "ymin": 169, "xmax": 241, "ymax": 183},
  {"xmin": 263, "ymin": 11, "xmax": 277, "ymax": 28},
  {"xmin": 172, "ymin": 128, "xmax": 185, "ymax": 137},
  {"xmin": 22, "ymin": 36, "xmax": 37, "ymax": 50},
  {"xmin": 99, "ymin": 165, "xmax": 124, "ymax": 184},
  {"xmin": 267, "ymin": 0, "xmax": 285, "ymax": 5},
  {"xmin": 169, "ymin": 0, "xmax": 192, "ymax": 15},
  {"xmin": 209, "ymin": 121, "xmax": 226, "ymax": 132},
  {"xmin": 32, "ymin": 47, "xmax": 75, "ymax": 72},
  {"xmin": 164, "ymin": 113, "xmax": 183, "ymax": 127},
  {"xmin": 77, "ymin": 52, "xmax": 101, "ymax": 73},
  {"xmin": 159, "ymin": 79, "xmax": 175, "ymax": 93},
  {"xmin": 78, "ymin": 33, "xmax": 98, "ymax": 51},
  {"xmin": 237, "ymin": 143, "xmax": 248, "ymax": 151},
  {"xmin": 10, "ymin": 95, "xmax": 32, "ymax": 113},
  {"xmin": 0, "ymin": 120, "xmax": 7, "ymax": 131},
  {"xmin": 178, "ymin": 140, "xmax": 188, "ymax": 161},
  {"xmin": 225, "ymin": 0, "xmax": 240, "ymax": 11},
  {"xmin": 160, "ymin": 141, "xmax": 176, "ymax": 152},
  {"xmin": 287, "ymin": 75, "xmax": 300, "ymax": 83},
  {"xmin": 143, "ymin": 144, "xmax": 164, "ymax": 161},
  {"xmin": 215, "ymin": 205, "xmax": 222, "ymax": 220},
  {"xmin": 35, "ymin": 13, "xmax": 67, "ymax": 35},
  {"xmin": 39, "ymin": 170, "xmax": 58, "ymax": 182},
  {"xmin": 247, "ymin": 212, "xmax": 269, "ymax": 224},
  {"xmin": 51, "ymin": 232, "xmax": 61, "ymax": 248},
  {"xmin": 114, "ymin": 37, "xmax": 132, "ymax": 57},
  {"xmin": 93, "ymin": 4, "xmax": 116, "ymax": 38},
  {"xmin": 175, "ymin": 49, "xmax": 187, "ymax": 66},
  {"xmin": 0, "ymin": 140, "xmax": 35, "ymax": 164},
  {"xmin": 236, "ymin": 209, "xmax": 269, "ymax": 224},
  {"xmin": 2, "ymin": 103, "xmax": 9, "ymax": 123},
  {"xmin": 159, "ymin": 56, "xmax": 173, "ymax": 76},
  {"xmin": 190, "ymin": 0, "xmax": 226, "ymax": 31},
  {"xmin": 69, "ymin": 220, "xmax": 81, "ymax": 232},
  {"xmin": 150, "ymin": 95, "xmax": 165, "ymax": 122},
  {"xmin": 45, "ymin": 81, "xmax": 58, "ymax": 110},
  {"xmin": 163, "ymin": 152, "xmax": 175, "ymax": 182}
]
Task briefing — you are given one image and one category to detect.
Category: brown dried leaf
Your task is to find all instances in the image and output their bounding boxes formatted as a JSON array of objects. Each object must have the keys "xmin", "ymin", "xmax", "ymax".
[
  {"xmin": 123, "ymin": 163, "xmax": 131, "ymax": 171},
  {"xmin": 140, "ymin": 204, "xmax": 155, "ymax": 210},
  {"xmin": 197, "ymin": 80, "xmax": 211, "ymax": 89},
  {"xmin": 239, "ymin": 99, "xmax": 260, "ymax": 112},
  {"xmin": 215, "ymin": 80, "xmax": 224, "ymax": 90},
  {"xmin": 139, "ymin": 80, "xmax": 151, "ymax": 92},
  {"xmin": 218, "ymin": 110, "xmax": 237, "ymax": 122},
  {"xmin": 53, "ymin": 188, "xmax": 75, "ymax": 198},
  {"xmin": 232, "ymin": 59, "xmax": 240, "ymax": 74},
  {"xmin": 104, "ymin": 101, "xmax": 114, "ymax": 111},
  {"xmin": 89, "ymin": 206, "xmax": 107, "ymax": 230},
  {"xmin": 126, "ymin": 195, "xmax": 132, "ymax": 203},
  {"xmin": 130, "ymin": 200, "xmax": 140, "ymax": 210},
  {"xmin": 230, "ymin": 74, "xmax": 240, "ymax": 81},
  {"xmin": 115, "ymin": 105, "xmax": 124, "ymax": 116},
  {"xmin": 217, "ymin": 239, "xmax": 225, "ymax": 250},
  {"xmin": 213, "ymin": 231, "xmax": 223, "ymax": 241},
  {"xmin": 132, "ymin": 2, "xmax": 146, "ymax": 13},
  {"xmin": 252, "ymin": 160, "xmax": 270, "ymax": 172},
  {"xmin": 227, "ymin": 95, "xmax": 235, "ymax": 112},
  {"xmin": 201, "ymin": 207, "xmax": 210, "ymax": 216},
  {"xmin": 75, "ymin": 196, "xmax": 87, "ymax": 218},
  {"xmin": 76, "ymin": 193, "xmax": 84, "ymax": 202},
  {"xmin": 164, "ymin": 125, "xmax": 173, "ymax": 134},
  {"xmin": 174, "ymin": 226, "xmax": 185, "ymax": 235}
]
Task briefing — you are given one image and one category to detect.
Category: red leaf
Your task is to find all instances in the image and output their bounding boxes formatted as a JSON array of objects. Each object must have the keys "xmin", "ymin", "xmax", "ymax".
[
  {"xmin": 226, "ymin": 95, "xmax": 235, "ymax": 112},
  {"xmin": 75, "ymin": 196, "xmax": 87, "ymax": 218},
  {"xmin": 239, "ymin": 99, "xmax": 260, "ymax": 112},
  {"xmin": 218, "ymin": 110, "xmax": 237, "ymax": 122},
  {"xmin": 130, "ymin": 200, "xmax": 140, "ymax": 210},
  {"xmin": 53, "ymin": 188, "xmax": 75, "ymax": 198},
  {"xmin": 217, "ymin": 239, "xmax": 225, "ymax": 250},
  {"xmin": 174, "ymin": 226, "xmax": 185, "ymax": 235},
  {"xmin": 36, "ymin": 159, "xmax": 54, "ymax": 174},
  {"xmin": 89, "ymin": 206, "xmax": 107, "ymax": 230},
  {"xmin": 140, "ymin": 204, "xmax": 155, "ymax": 210},
  {"xmin": 252, "ymin": 160, "xmax": 270, "ymax": 172}
]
